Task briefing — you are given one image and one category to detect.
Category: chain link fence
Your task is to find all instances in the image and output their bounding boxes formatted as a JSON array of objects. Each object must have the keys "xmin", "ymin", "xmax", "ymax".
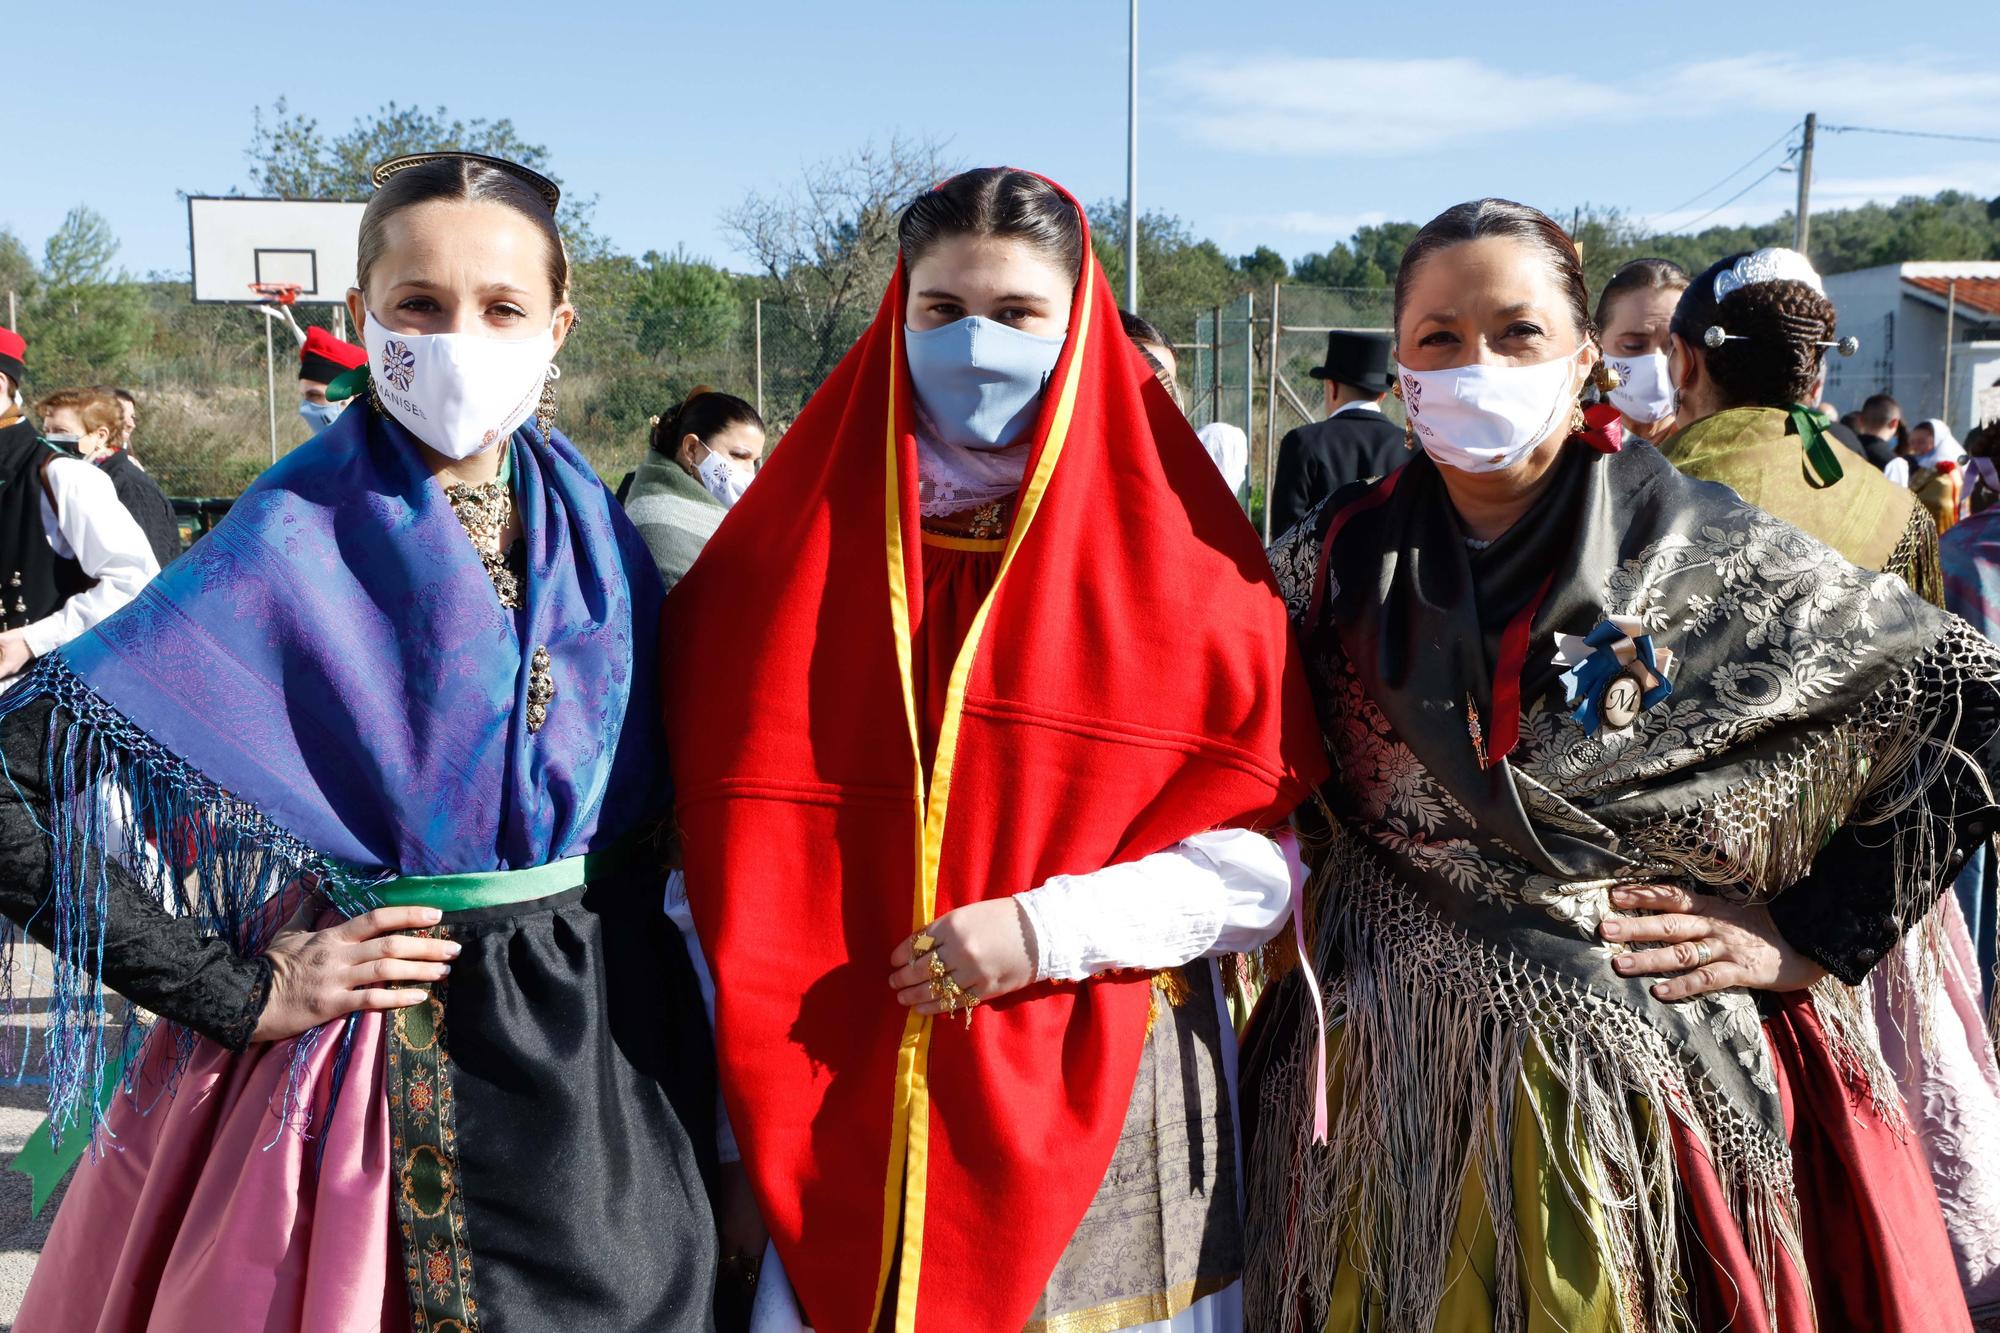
[
  {"xmin": 1149, "ymin": 286, "xmax": 1397, "ymax": 535},
  {"xmin": 120, "ymin": 284, "xmax": 1397, "ymax": 532}
]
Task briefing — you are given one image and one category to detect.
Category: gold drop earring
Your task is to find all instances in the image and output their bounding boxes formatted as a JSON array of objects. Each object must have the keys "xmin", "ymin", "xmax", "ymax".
[{"xmin": 536, "ymin": 365, "xmax": 560, "ymax": 438}]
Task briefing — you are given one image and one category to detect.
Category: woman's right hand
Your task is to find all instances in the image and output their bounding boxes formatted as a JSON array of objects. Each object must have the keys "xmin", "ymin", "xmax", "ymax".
[{"xmin": 251, "ymin": 906, "xmax": 461, "ymax": 1043}]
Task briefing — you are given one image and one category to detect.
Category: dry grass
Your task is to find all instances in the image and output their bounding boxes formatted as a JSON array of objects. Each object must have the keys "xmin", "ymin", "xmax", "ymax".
[{"xmin": 134, "ymin": 374, "xmax": 655, "ymax": 499}]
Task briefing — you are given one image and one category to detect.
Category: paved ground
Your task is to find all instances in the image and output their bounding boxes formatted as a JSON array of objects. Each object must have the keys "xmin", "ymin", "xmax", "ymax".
[
  {"xmin": 0, "ymin": 1077, "xmax": 59, "ymax": 1330},
  {"xmin": 0, "ymin": 946, "xmax": 121, "ymax": 1329}
]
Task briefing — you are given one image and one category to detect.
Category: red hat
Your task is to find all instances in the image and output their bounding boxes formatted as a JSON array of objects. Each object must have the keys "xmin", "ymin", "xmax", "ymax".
[
  {"xmin": 0, "ymin": 326, "xmax": 24, "ymax": 388},
  {"xmin": 299, "ymin": 326, "xmax": 367, "ymax": 385}
]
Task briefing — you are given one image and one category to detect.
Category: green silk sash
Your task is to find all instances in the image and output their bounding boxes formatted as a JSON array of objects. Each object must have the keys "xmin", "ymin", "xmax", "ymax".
[{"xmin": 372, "ymin": 839, "xmax": 637, "ymax": 912}]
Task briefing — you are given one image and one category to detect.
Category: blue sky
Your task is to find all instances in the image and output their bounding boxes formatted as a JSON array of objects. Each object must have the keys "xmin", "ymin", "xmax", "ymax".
[{"xmin": 5, "ymin": 0, "xmax": 1997, "ymax": 281}]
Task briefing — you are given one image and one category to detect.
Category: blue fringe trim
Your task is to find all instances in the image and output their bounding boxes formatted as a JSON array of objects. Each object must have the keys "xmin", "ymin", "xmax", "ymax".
[{"xmin": 0, "ymin": 658, "xmax": 382, "ymax": 1157}]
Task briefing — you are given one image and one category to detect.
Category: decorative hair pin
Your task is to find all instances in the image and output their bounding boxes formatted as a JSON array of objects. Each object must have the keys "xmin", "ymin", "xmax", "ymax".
[
  {"xmin": 371, "ymin": 152, "xmax": 562, "ymax": 211},
  {"xmin": 1703, "ymin": 325, "xmax": 1859, "ymax": 356}
]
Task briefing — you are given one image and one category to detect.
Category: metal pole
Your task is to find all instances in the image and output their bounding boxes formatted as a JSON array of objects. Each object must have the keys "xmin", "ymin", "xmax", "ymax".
[
  {"xmin": 1209, "ymin": 303, "xmax": 1222, "ymax": 427},
  {"xmin": 264, "ymin": 314, "xmax": 278, "ymax": 464},
  {"xmin": 6, "ymin": 290, "xmax": 13, "ymax": 328},
  {"xmin": 754, "ymin": 298, "xmax": 765, "ymax": 419},
  {"xmin": 1262, "ymin": 282, "xmax": 1281, "ymax": 541},
  {"xmin": 1943, "ymin": 279, "xmax": 1957, "ymax": 429},
  {"xmin": 1243, "ymin": 292, "xmax": 1254, "ymax": 458},
  {"xmin": 1125, "ymin": 0, "xmax": 1139, "ymax": 311},
  {"xmin": 1794, "ymin": 112, "xmax": 1816, "ymax": 255}
]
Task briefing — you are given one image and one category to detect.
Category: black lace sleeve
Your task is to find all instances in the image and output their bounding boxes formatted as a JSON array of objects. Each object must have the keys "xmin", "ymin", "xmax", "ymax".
[
  {"xmin": 0, "ymin": 696, "xmax": 270, "ymax": 1049},
  {"xmin": 1769, "ymin": 689, "xmax": 2000, "ymax": 985}
]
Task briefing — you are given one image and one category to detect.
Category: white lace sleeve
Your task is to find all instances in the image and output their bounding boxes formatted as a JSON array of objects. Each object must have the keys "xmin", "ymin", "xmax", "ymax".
[
  {"xmin": 1015, "ymin": 828, "xmax": 1303, "ymax": 982},
  {"xmin": 663, "ymin": 870, "xmax": 739, "ymax": 1164}
]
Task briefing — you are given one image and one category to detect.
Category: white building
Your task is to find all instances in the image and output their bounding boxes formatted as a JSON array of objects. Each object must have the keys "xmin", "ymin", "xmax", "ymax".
[{"xmin": 1822, "ymin": 261, "xmax": 2000, "ymax": 436}]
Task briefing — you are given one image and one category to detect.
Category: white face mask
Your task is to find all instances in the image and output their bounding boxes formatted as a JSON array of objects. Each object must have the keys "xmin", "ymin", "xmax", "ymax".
[
  {"xmin": 363, "ymin": 311, "xmax": 556, "ymax": 461},
  {"xmin": 1398, "ymin": 347, "xmax": 1584, "ymax": 474},
  {"xmin": 1605, "ymin": 351, "xmax": 1675, "ymax": 425},
  {"xmin": 695, "ymin": 447, "xmax": 752, "ymax": 509}
]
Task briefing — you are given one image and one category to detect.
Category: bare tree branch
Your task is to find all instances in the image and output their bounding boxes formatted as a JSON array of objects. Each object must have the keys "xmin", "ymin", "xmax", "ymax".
[{"xmin": 723, "ymin": 134, "xmax": 956, "ymax": 383}]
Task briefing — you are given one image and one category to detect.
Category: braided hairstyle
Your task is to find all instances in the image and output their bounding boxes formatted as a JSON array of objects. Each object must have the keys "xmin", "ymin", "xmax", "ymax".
[{"xmin": 1671, "ymin": 253, "xmax": 1838, "ymax": 408}]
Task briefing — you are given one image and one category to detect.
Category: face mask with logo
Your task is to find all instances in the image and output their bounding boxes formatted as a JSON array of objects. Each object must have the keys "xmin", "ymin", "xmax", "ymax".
[
  {"xmin": 299, "ymin": 399, "xmax": 345, "ymax": 432},
  {"xmin": 903, "ymin": 316, "xmax": 1066, "ymax": 451},
  {"xmin": 1398, "ymin": 346, "xmax": 1585, "ymax": 474},
  {"xmin": 695, "ymin": 447, "xmax": 752, "ymax": 509},
  {"xmin": 363, "ymin": 311, "xmax": 556, "ymax": 461},
  {"xmin": 1605, "ymin": 351, "xmax": 1675, "ymax": 425}
]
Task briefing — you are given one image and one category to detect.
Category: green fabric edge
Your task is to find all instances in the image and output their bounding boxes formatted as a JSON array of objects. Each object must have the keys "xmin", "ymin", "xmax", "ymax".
[
  {"xmin": 374, "ymin": 839, "xmax": 638, "ymax": 912},
  {"xmin": 10, "ymin": 1044, "xmax": 131, "ymax": 1217}
]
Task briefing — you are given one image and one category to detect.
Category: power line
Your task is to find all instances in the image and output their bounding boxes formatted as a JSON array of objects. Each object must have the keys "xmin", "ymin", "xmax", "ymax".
[
  {"xmin": 1643, "ymin": 121, "xmax": 1801, "ymax": 230},
  {"xmin": 1660, "ymin": 153, "xmax": 1800, "ymax": 236},
  {"xmin": 1822, "ymin": 123, "xmax": 2000, "ymax": 146}
]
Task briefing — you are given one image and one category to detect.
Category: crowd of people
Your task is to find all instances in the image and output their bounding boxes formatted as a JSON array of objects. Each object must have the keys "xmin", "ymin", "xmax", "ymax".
[{"xmin": 0, "ymin": 151, "xmax": 1996, "ymax": 1333}]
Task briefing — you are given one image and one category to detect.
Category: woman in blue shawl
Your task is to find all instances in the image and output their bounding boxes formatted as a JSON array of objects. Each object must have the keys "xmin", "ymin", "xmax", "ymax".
[{"xmin": 0, "ymin": 154, "xmax": 718, "ymax": 1331}]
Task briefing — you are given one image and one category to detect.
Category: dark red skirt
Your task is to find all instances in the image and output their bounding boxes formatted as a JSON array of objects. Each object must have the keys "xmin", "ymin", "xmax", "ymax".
[{"xmin": 1675, "ymin": 991, "xmax": 1973, "ymax": 1332}]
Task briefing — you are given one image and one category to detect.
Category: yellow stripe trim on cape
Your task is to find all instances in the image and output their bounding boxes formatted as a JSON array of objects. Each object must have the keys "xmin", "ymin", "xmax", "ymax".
[{"xmin": 874, "ymin": 277, "xmax": 1096, "ymax": 1332}]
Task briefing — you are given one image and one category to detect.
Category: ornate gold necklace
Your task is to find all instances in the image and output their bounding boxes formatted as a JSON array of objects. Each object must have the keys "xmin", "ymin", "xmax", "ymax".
[{"xmin": 445, "ymin": 476, "xmax": 523, "ymax": 611}]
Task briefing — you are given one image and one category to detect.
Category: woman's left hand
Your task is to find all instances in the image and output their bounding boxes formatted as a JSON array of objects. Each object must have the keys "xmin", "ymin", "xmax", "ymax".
[
  {"xmin": 888, "ymin": 899, "xmax": 1038, "ymax": 1016},
  {"xmin": 1599, "ymin": 884, "xmax": 1827, "ymax": 1000}
]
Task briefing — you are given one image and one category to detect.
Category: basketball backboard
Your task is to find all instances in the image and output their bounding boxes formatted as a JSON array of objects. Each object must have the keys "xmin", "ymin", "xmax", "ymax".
[{"xmin": 186, "ymin": 197, "xmax": 366, "ymax": 305}]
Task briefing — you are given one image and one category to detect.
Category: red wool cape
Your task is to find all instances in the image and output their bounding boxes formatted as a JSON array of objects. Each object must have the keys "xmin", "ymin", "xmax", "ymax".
[{"xmin": 663, "ymin": 184, "xmax": 1326, "ymax": 1333}]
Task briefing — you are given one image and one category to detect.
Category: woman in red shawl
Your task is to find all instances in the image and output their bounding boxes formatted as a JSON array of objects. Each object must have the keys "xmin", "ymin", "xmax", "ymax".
[{"xmin": 664, "ymin": 169, "xmax": 1326, "ymax": 1333}]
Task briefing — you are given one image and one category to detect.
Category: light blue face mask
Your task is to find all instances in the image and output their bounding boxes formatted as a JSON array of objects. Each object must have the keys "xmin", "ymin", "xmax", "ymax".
[
  {"xmin": 903, "ymin": 316, "xmax": 1066, "ymax": 450},
  {"xmin": 298, "ymin": 399, "xmax": 344, "ymax": 432}
]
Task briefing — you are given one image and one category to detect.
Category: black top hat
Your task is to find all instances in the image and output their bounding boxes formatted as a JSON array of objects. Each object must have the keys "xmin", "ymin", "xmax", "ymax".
[{"xmin": 1308, "ymin": 330, "xmax": 1394, "ymax": 396}]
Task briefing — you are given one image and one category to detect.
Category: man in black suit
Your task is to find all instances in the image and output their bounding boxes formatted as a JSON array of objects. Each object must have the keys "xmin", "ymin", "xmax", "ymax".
[
  {"xmin": 1852, "ymin": 393, "xmax": 1903, "ymax": 470},
  {"xmin": 1268, "ymin": 330, "xmax": 1405, "ymax": 536}
]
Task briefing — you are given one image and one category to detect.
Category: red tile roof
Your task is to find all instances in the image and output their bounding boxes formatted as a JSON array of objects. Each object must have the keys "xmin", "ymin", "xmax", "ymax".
[{"xmin": 1905, "ymin": 276, "xmax": 2000, "ymax": 318}]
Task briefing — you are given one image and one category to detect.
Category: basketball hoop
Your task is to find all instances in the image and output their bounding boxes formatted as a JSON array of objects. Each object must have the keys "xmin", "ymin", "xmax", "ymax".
[{"xmin": 249, "ymin": 281, "xmax": 303, "ymax": 305}]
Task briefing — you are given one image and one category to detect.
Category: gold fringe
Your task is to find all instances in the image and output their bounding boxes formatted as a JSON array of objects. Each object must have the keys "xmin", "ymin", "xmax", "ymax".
[
  {"xmin": 1143, "ymin": 965, "xmax": 1194, "ymax": 1037},
  {"xmin": 1887, "ymin": 502, "xmax": 1945, "ymax": 608}
]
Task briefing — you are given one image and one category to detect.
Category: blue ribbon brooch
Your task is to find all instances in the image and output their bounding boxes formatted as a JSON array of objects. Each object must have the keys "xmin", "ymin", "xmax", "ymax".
[{"xmin": 1553, "ymin": 618, "xmax": 1675, "ymax": 739}]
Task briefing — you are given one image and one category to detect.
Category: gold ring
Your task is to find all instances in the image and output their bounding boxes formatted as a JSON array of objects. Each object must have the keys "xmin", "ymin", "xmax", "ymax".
[{"xmin": 912, "ymin": 931, "xmax": 938, "ymax": 956}]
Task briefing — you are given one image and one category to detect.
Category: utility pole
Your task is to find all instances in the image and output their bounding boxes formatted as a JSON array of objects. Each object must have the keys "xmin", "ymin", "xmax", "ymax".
[
  {"xmin": 1794, "ymin": 112, "xmax": 1816, "ymax": 256},
  {"xmin": 1944, "ymin": 280, "xmax": 1958, "ymax": 429},
  {"xmin": 1125, "ymin": 0, "xmax": 1140, "ymax": 311}
]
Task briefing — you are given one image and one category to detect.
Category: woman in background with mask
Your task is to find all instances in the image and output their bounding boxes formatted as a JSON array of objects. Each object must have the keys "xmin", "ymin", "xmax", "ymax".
[
  {"xmin": 1659, "ymin": 248, "xmax": 1938, "ymax": 592},
  {"xmin": 664, "ymin": 167, "xmax": 1325, "ymax": 1333},
  {"xmin": 1248, "ymin": 198, "xmax": 1982, "ymax": 1331},
  {"xmin": 2, "ymin": 151, "xmax": 720, "ymax": 1331},
  {"xmin": 1593, "ymin": 257, "xmax": 1687, "ymax": 443},
  {"xmin": 625, "ymin": 386, "xmax": 763, "ymax": 590},
  {"xmin": 1900, "ymin": 418, "xmax": 1968, "ymax": 533}
]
